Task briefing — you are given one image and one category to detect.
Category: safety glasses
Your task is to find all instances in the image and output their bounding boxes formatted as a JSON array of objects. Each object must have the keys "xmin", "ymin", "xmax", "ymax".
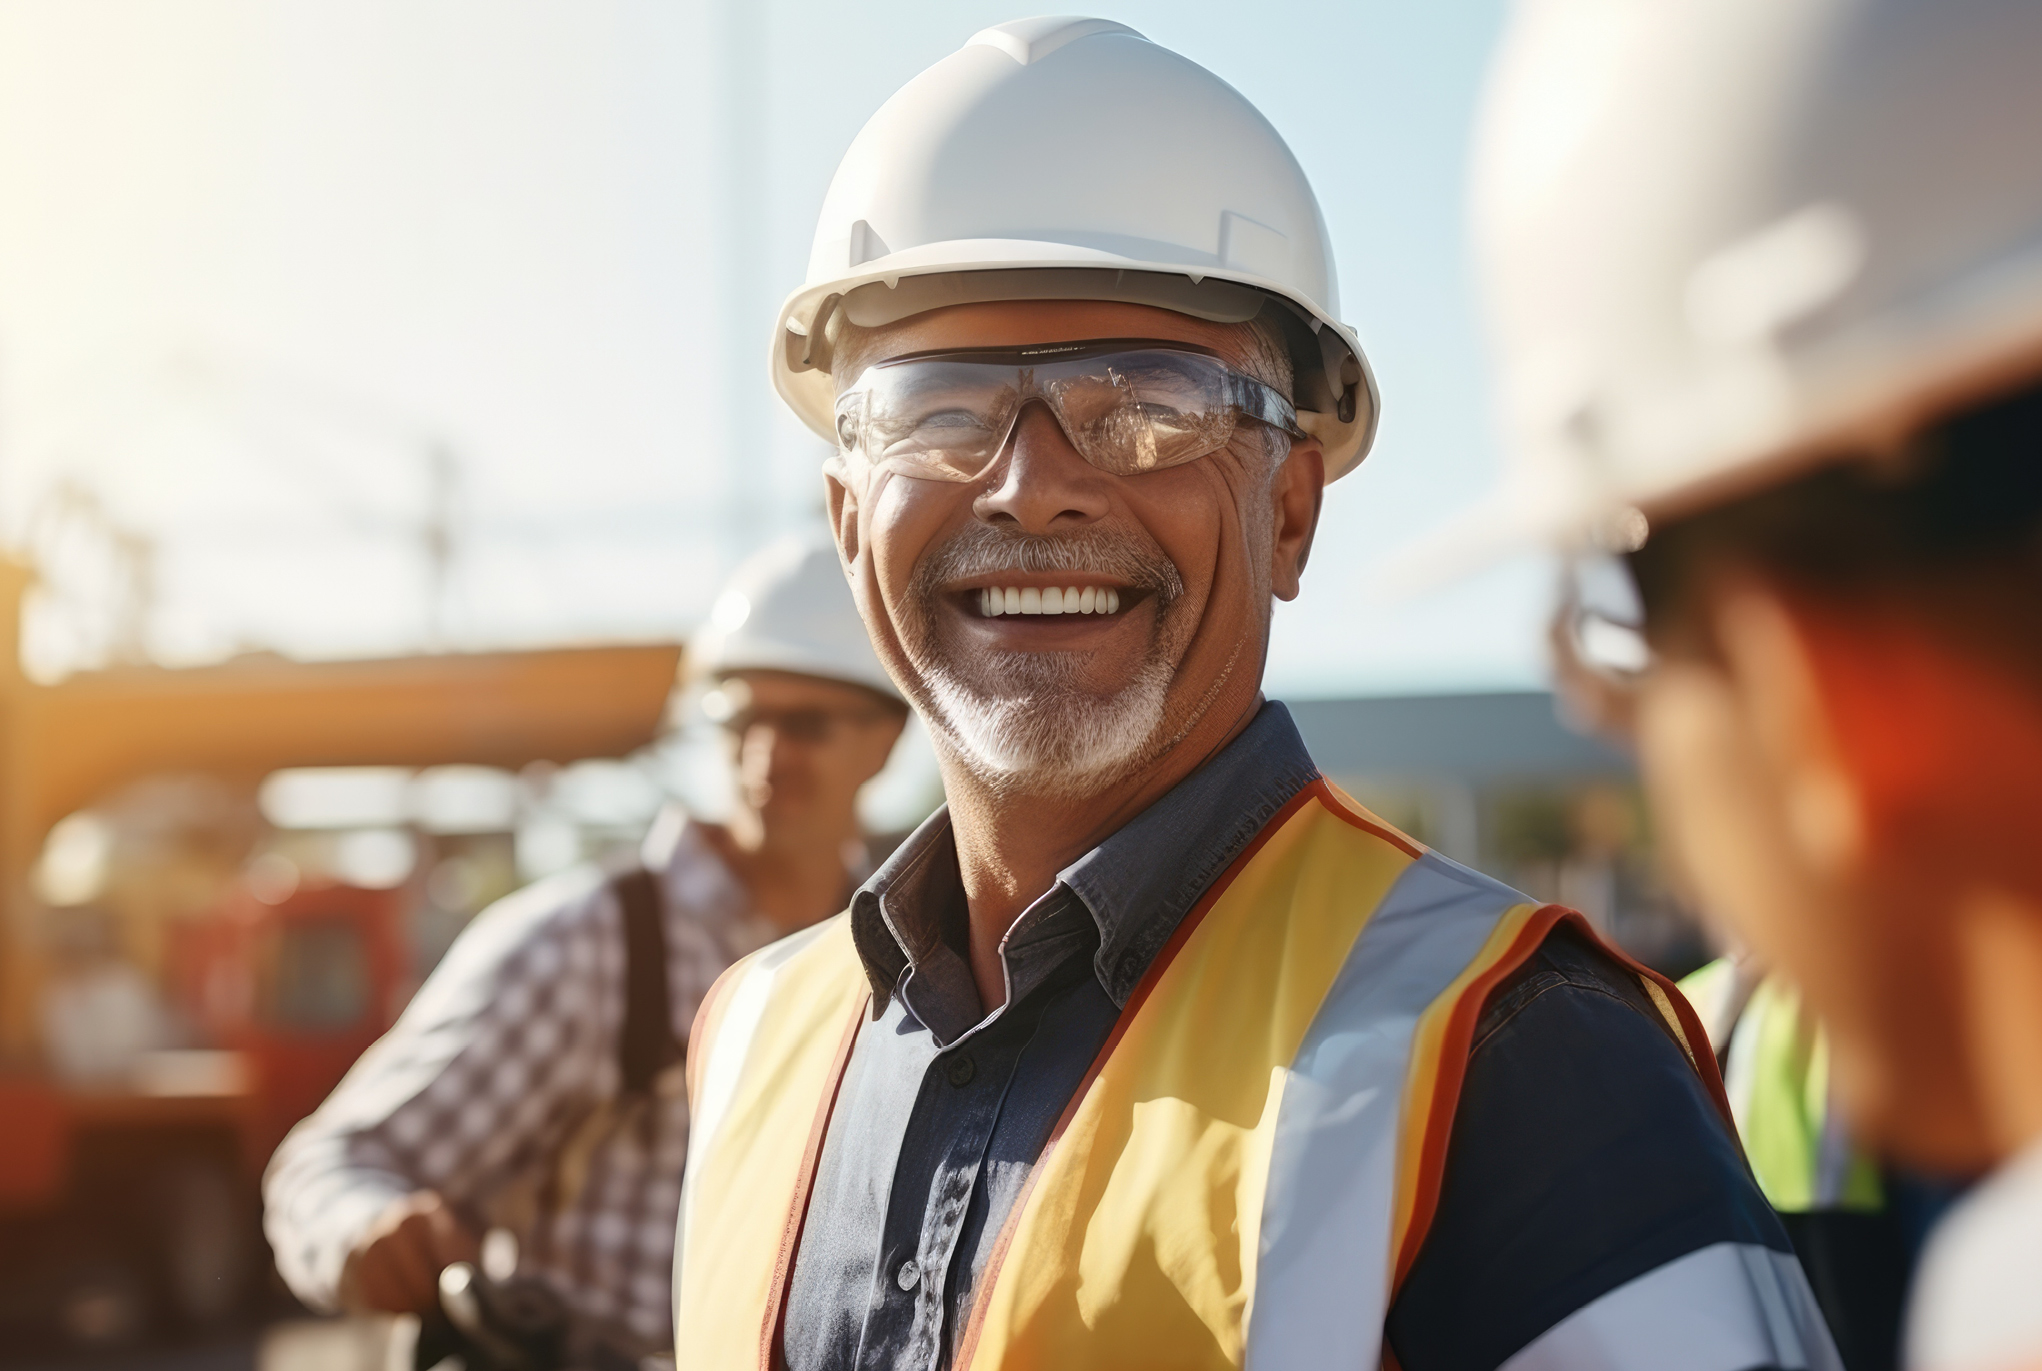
[
  {"xmin": 1558, "ymin": 554, "xmax": 1652, "ymax": 682},
  {"xmin": 831, "ymin": 339, "xmax": 1303, "ymax": 483},
  {"xmin": 714, "ymin": 706, "xmax": 890, "ymax": 744},
  {"xmin": 1550, "ymin": 554, "xmax": 1654, "ymax": 740},
  {"xmin": 699, "ymin": 683, "xmax": 894, "ymax": 744}
]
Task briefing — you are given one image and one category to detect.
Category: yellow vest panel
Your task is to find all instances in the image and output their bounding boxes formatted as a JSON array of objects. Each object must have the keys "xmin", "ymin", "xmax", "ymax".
[{"xmin": 673, "ymin": 782, "xmax": 1712, "ymax": 1369}]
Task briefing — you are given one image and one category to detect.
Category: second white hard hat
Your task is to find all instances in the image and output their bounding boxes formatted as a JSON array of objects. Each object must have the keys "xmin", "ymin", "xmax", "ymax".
[
  {"xmin": 773, "ymin": 16, "xmax": 1379, "ymax": 479},
  {"xmin": 1395, "ymin": 0, "xmax": 2042, "ymax": 580},
  {"xmin": 691, "ymin": 534, "xmax": 900, "ymax": 701}
]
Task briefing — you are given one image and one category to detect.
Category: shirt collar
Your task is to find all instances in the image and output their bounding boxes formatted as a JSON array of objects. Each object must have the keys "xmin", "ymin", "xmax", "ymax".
[
  {"xmin": 848, "ymin": 700, "xmax": 1320, "ymax": 1015},
  {"xmin": 1062, "ymin": 701, "xmax": 1320, "ymax": 1002},
  {"xmin": 848, "ymin": 812, "xmax": 959, "ymax": 1009}
]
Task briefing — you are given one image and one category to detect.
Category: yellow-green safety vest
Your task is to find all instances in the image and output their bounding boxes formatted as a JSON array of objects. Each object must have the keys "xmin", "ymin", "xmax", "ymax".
[{"xmin": 1680, "ymin": 959, "xmax": 1882, "ymax": 1213}]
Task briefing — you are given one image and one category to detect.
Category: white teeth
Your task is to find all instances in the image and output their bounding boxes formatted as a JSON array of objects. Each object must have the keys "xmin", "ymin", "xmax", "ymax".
[{"xmin": 977, "ymin": 585, "xmax": 1124, "ymax": 617}]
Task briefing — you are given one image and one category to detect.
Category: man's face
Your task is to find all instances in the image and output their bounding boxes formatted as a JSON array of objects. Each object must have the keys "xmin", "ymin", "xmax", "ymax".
[
  {"xmin": 824, "ymin": 300, "xmax": 1323, "ymax": 797},
  {"xmin": 716, "ymin": 670, "xmax": 903, "ymax": 835},
  {"xmin": 1633, "ymin": 585, "xmax": 1990, "ymax": 1170}
]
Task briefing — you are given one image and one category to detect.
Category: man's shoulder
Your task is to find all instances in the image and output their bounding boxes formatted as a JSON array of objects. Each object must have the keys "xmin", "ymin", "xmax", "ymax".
[
  {"xmin": 469, "ymin": 863, "xmax": 615, "ymax": 951},
  {"xmin": 707, "ymin": 912, "xmax": 858, "ymax": 1002},
  {"xmin": 1471, "ymin": 921, "xmax": 1676, "ymax": 1052},
  {"xmin": 689, "ymin": 915, "xmax": 863, "ymax": 1083},
  {"xmin": 1296, "ymin": 777, "xmax": 1428, "ymax": 860},
  {"xmin": 401, "ymin": 865, "xmax": 617, "ymax": 1017},
  {"xmin": 1389, "ymin": 921, "xmax": 1789, "ymax": 1369}
]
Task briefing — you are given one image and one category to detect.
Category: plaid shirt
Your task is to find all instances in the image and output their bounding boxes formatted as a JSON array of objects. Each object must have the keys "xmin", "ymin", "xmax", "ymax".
[{"xmin": 265, "ymin": 810, "xmax": 810, "ymax": 1345}]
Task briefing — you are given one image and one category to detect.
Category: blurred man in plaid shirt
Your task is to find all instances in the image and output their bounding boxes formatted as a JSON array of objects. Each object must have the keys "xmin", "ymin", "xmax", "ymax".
[{"xmin": 263, "ymin": 536, "xmax": 909, "ymax": 1352}]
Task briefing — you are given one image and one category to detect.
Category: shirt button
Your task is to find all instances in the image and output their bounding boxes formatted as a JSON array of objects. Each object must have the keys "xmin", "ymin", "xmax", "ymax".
[
  {"xmin": 946, "ymin": 1054, "xmax": 976, "ymax": 1087},
  {"xmin": 896, "ymin": 1259, "xmax": 921, "ymax": 1292}
]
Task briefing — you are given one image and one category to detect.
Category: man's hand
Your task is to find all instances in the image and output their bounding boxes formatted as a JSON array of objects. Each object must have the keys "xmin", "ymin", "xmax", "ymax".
[{"xmin": 338, "ymin": 1191, "xmax": 480, "ymax": 1315}]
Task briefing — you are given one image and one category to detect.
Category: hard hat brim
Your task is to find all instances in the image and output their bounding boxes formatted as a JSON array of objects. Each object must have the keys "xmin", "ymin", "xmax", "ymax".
[{"xmin": 1383, "ymin": 286, "xmax": 2042, "ymax": 597}]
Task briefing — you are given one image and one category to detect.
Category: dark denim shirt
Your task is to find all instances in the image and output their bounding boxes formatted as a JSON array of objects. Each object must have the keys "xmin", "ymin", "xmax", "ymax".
[{"xmin": 780, "ymin": 701, "xmax": 1788, "ymax": 1371}]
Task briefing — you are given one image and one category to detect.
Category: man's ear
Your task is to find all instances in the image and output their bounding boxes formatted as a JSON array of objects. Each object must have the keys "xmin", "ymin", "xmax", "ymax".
[
  {"xmin": 1713, "ymin": 583, "xmax": 1868, "ymax": 879},
  {"xmin": 823, "ymin": 458, "xmax": 861, "ymax": 570},
  {"xmin": 1270, "ymin": 441, "xmax": 1325, "ymax": 601}
]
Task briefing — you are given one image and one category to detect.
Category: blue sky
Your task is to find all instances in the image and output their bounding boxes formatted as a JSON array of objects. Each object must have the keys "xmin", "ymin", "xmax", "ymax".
[{"xmin": 0, "ymin": 1, "xmax": 1546, "ymax": 696}]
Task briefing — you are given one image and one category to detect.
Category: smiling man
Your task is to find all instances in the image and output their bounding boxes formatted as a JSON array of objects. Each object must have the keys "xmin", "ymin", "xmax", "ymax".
[{"xmin": 670, "ymin": 19, "xmax": 1834, "ymax": 1371}]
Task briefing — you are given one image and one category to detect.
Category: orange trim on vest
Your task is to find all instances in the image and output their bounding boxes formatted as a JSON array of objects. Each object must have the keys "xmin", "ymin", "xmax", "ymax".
[
  {"xmin": 686, "ymin": 963, "xmax": 739, "ymax": 1115},
  {"xmin": 1384, "ymin": 907, "xmax": 1738, "ymax": 1299},
  {"xmin": 952, "ymin": 781, "xmax": 1329, "ymax": 1368},
  {"xmin": 1593, "ymin": 930, "xmax": 1737, "ymax": 1139},
  {"xmin": 761, "ymin": 997, "xmax": 868, "ymax": 1369},
  {"xmin": 1389, "ymin": 903, "xmax": 1561, "ymax": 1292},
  {"xmin": 683, "ymin": 790, "xmax": 1734, "ymax": 1367},
  {"xmin": 1313, "ymin": 777, "xmax": 1428, "ymax": 861}
]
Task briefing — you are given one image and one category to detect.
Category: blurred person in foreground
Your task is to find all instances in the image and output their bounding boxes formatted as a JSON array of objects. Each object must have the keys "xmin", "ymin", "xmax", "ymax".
[
  {"xmin": 1677, "ymin": 951, "xmax": 1958, "ymax": 1371},
  {"xmin": 1423, "ymin": 0, "xmax": 2042, "ymax": 1367},
  {"xmin": 671, "ymin": 18, "xmax": 1831, "ymax": 1370},
  {"xmin": 264, "ymin": 535, "xmax": 908, "ymax": 1354}
]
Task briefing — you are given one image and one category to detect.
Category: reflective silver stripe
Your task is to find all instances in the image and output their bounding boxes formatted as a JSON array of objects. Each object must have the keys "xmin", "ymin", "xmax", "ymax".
[
  {"xmin": 670, "ymin": 919, "xmax": 836, "ymax": 1321},
  {"xmin": 1811, "ymin": 1071, "xmax": 1854, "ymax": 1208},
  {"xmin": 1247, "ymin": 852, "xmax": 1527, "ymax": 1368},
  {"xmin": 1724, "ymin": 993, "xmax": 1764, "ymax": 1140},
  {"xmin": 1500, "ymin": 1241, "xmax": 1844, "ymax": 1371}
]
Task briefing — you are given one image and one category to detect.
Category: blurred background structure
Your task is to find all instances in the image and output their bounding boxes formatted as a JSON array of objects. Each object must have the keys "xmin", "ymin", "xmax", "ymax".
[{"xmin": 0, "ymin": 2, "xmax": 1704, "ymax": 1366}]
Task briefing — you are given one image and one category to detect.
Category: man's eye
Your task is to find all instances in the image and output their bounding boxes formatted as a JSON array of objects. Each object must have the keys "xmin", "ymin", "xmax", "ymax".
[{"xmin": 910, "ymin": 409, "xmax": 991, "ymax": 435}]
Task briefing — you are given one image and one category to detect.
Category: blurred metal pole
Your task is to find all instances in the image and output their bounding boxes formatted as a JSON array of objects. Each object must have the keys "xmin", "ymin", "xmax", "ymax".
[{"xmin": 717, "ymin": 0, "xmax": 768, "ymax": 568}]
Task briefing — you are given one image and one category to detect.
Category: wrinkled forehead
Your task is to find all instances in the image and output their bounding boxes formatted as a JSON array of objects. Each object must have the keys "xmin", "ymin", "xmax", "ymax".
[{"xmin": 831, "ymin": 299, "xmax": 1254, "ymax": 390}]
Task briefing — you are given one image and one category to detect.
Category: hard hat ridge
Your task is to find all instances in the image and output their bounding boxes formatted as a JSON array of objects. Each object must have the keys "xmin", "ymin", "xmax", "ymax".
[
  {"xmin": 1394, "ymin": 0, "xmax": 2042, "ymax": 582},
  {"xmin": 774, "ymin": 15, "xmax": 1380, "ymax": 478},
  {"xmin": 691, "ymin": 534, "xmax": 901, "ymax": 702}
]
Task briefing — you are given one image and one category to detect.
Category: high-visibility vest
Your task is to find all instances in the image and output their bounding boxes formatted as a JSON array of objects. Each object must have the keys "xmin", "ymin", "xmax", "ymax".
[
  {"xmin": 1680, "ymin": 960, "xmax": 1882, "ymax": 1213},
  {"xmin": 673, "ymin": 780, "xmax": 1722, "ymax": 1369}
]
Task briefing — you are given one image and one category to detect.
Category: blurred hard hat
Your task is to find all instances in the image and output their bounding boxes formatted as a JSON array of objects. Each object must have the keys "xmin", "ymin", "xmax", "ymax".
[
  {"xmin": 691, "ymin": 534, "xmax": 900, "ymax": 701},
  {"xmin": 772, "ymin": 16, "xmax": 1380, "ymax": 479},
  {"xmin": 1398, "ymin": 0, "xmax": 2042, "ymax": 578}
]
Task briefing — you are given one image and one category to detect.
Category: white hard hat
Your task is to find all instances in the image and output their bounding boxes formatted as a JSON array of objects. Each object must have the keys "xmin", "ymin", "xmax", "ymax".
[
  {"xmin": 772, "ymin": 16, "xmax": 1380, "ymax": 480},
  {"xmin": 691, "ymin": 534, "xmax": 900, "ymax": 701},
  {"xmin": 1397, "ymin": 0, "xmax": 2042, "ymax": 579}
]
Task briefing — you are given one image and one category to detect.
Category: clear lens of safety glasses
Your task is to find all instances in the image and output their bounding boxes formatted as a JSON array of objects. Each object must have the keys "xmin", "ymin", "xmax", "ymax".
[
  {"xmin": 832, "ymin": 340, "xmax": 1303, "ymax": 483},
  {"xmin": 1558, "ymin": 554, "xmax": 1652, "ymax": 683}
]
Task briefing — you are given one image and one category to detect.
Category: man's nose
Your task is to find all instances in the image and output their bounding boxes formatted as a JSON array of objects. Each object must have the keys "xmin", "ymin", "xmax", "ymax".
[
  {"xmin": 740, "ymin": 723, "xmax": 783, "ymax": 776},
  {"xmin": 974, "ymin": 403, "xmax": 1111, "ymax": 534}
]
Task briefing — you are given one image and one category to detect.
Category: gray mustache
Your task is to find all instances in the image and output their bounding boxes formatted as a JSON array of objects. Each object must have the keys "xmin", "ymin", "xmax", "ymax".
[{"xmin": 912, "ymin": 524, "xmax": 1184, "ymax": 604}]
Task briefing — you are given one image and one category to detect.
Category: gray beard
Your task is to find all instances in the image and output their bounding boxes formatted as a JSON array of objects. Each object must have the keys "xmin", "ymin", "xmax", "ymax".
[
  {"xmin": 902, "ymin": 524, "xmax": 1186, "ymax": 799},
  {"xmin": 920, "ymin": 649, "xmax": 1174, "ymax": 799}
]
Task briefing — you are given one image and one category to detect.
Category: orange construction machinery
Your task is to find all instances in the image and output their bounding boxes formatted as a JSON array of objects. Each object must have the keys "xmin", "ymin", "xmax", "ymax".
[{"xmin": 0, "ymin": 559, "xmax": 682, "ymax": 1349}]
